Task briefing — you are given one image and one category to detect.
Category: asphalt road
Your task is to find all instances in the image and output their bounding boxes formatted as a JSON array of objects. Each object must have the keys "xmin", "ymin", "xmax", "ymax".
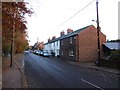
[{"xmin": 24, "ymin": 52, "xmax": 119, "ymax": 89}]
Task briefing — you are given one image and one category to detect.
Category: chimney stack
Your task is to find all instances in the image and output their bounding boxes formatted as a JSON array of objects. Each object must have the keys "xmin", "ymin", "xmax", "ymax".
[
  {"xmin": 48, "ymin": 38, "xmax": 51, "ymax": 42},
  {"xmin": 52, "ymin": 36, "xmax": 56, "ymax": 40},
  {"xmin": 60, "ymin": 31, "xmax": 65, "ymax": 36},
  {"xmin": 67, "ymin": 28, "xmax": 73, "ymax": 34}
]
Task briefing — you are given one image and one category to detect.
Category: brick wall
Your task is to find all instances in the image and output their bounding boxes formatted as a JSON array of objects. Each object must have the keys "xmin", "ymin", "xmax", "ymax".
[
  {"xmin": 60, "ymin": 35, "xmax": 77, "ymax": 61},
  {"xmin": 78, "ymin": 25, "xmax": 106, "ymax": 62}
]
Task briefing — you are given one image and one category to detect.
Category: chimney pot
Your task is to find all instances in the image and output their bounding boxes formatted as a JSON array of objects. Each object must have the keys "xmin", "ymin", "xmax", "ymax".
[
  {"xmin": 67, "ymin": 28, "xmax": 73, "ymax": 34},
  {"xmin": 48, "ymin": 38, "xmax": 51, "ymax": 42},
  {"xmin": 60, "ymin": 31, "xmax": 65, "ymax": 36},
  {"xmin": 52, "ymin": 36, "xmax": 56, "ymax": 40}
]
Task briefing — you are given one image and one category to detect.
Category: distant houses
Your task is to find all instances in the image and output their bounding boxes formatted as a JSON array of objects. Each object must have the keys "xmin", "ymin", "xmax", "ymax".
[
  {"xmin": 33, "ymin": 41, "xmax": 44, "ymax": 50},
  {"xmin": 44, "ymin": 25, "xmax": 106, "ymax": 62},
  {"xmin": 44, "ymin": 37, "xmax": 60, "ymax": 57}
]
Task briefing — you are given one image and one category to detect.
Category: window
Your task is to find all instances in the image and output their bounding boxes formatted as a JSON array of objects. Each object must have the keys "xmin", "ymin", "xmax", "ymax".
[
  {"xmin": 57, "ymin": 41, "xmax": 58, "ymax": 46},
  {"xmin": 61, "ymin": 51, "xmax": 63, "ymax": 56},
  {"xmin": 70, "ymin": 37, "xmax": 72, "ymax": 44},
  {"xmin": 54, "ymin": 42, "xmax": 55, "ymax": 47},
  {"xmin": 51, "ymin": 50, "xmax": 53, "ymax": 52},
  {"xmin": 61, "ymin": 40, "xmax": 63, "ymax": 45},
  {"xmin": 74, "ymin": 36, "xmax": 76, "ymax": 40},
  {"xmin": 69, "ymin": 49, "xmax": 74, "ymax": 56},
  {"xmin": 57, "ymin": 50, "xmax": 59, "ymax": 54}
]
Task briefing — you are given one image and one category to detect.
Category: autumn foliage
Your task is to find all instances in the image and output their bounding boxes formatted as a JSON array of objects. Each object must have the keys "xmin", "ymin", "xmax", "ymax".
[{"xmin": 2, "ymin": 2, "xmax": 33, "ymax": 54}]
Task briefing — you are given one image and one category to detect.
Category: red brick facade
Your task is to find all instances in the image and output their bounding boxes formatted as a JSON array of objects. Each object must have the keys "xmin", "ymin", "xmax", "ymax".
[
  {"xmin": 77, "ymin": 25, "xmax": 106, "ymax": 62},
  {"xmin": 60, "ymin": 25, "xmax": 106, "ymax": 62}
]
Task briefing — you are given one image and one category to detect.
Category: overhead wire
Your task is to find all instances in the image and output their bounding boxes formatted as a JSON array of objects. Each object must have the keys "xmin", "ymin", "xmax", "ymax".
[
  {"xmin": 26, "ymin": 0, "xmax": 95, "ymax": 23},
  {"xmin": 54, "ymin": 0, "xmax": 96, "ymax": 29},
  {"xmin": 26, "ymin": 0, "xmax": 96, "ymax": 30}
]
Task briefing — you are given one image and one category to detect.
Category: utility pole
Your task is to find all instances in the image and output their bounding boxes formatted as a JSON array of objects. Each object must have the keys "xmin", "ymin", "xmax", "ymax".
[
  {"xmin": 96, "ymin": 0, "xmax": 101, "ymax": 66},
  {"xmin": 10, "ymin": 3, "xmax": 16, "ymax": 67}
]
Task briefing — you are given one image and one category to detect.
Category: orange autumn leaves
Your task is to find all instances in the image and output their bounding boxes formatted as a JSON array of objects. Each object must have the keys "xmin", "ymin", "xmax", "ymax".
[{"xmin": 2, "ymin": 2, "xmax": 33, "ymax": 54}]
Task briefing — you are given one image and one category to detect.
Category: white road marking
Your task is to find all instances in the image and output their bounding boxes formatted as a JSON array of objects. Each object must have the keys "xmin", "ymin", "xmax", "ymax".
[
  {"xmin": 53, "ymin": 66, "xmax": 67, "ymax": 73},
  {"xmin": 80, "ymin": 78, "xmax": 104, "ymax": 90},
  {"xmin": 22, "ymin": 55, "xmax": 25, "ymax": 69}
]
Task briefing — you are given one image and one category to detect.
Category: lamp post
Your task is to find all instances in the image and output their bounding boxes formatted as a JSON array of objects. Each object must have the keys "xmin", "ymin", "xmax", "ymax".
[{"xmin": 96, "ymin": 0, "xmax": 101, "ymax": 66}]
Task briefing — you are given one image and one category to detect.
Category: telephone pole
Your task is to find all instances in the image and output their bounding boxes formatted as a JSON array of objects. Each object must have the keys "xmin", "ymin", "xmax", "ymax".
[{"xmin": 96, "ymin": 0, "xmax": 101, "ymax": 66}]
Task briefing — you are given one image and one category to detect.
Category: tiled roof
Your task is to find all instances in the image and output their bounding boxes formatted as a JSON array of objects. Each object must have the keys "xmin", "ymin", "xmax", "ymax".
[
  {"xmin": 44, "ymin": 25, "xmax": 92, "ymax": 44},
  {"xmin": 103, "ymin": 42, "xmax": 120, "ymax": 50},
  {"xmin": 44, "ymin": 37, "xmax": 61, "ymax": 45},
  {"xmin": 59, "ymin": 25, "xmax": 91, "ymax": 40}
]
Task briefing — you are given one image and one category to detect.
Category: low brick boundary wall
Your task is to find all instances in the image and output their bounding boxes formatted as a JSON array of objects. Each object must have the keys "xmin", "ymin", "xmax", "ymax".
[{"xmin": 100, "ymin": 59, "xmax": 120, "ymax": 69}]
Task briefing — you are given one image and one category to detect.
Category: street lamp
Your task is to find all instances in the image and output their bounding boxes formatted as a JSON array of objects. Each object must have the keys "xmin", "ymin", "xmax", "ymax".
[{"xmin": 96, "ymin": 0, "xmax": 101, "ymax": 66}]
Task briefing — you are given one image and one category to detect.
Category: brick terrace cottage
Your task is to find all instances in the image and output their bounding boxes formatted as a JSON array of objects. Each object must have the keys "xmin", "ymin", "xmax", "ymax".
[{"xmin": 60, "ymin": 25, "xmax": 106, "ymax": 62}]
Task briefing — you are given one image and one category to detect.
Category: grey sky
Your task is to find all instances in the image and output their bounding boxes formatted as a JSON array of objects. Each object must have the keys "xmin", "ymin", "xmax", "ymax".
[{"xmin": 25, "ymin": 0, "xmax": 119, "ymax": 45}]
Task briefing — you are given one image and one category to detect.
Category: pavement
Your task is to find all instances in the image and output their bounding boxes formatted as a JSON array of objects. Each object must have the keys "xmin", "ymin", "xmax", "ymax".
[
  {"xmin": 0, "ymin": 61, "xmax": 1, "ymax": 88},
  {"xmin": 2, "ymin": 53, "xmax": 120, "ymax": 89},
  {"xmin": 68, "ymin": 61, "xmax": 120, "ymax": 75},
  {"xmin": 50, "ymin": 57, "xmax": 120, "ymax": 75},
  {"xmin": 2, "ymin": 53, "xmax": 26, "ymax": 89}
]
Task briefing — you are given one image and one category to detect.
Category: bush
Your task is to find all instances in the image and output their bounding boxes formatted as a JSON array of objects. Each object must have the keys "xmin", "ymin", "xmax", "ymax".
[
  {"xmin": 100, "ymin": 58, "xmax": 120, "ymax": 69},
  {"xmin": 110, "ymin": 50, "xmax": 120, "ymax": 60}
]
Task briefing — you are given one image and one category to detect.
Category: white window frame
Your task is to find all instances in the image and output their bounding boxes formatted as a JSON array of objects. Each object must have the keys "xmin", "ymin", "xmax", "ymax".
[
  {"xmin": 74, "ymin": 36, "xmax": 76, "ymax": 40},
  {"xmin": 70, "ymin": 37, "xmax": 72, "ymax": 44},
  {"xmin": 54, "ymin": 42, "xmax": 55, "ymax": 47},
  {"xmin": 57, "ymin": 41, "xmax": 58, "ymax": 46},
  {"xmin": 61, "ymin": 51, "xmax": 63, "ymax": 55},
  {"xmin": 61, "ymin": 40, "xmax": 63, "ymax": 45},
  {"xmin": 57, "ymin": 50, "xmax": 59, "ymax": 54},
  {"xmin": 69, "ymin": 49, "xmax": 74, "ymax": 56}
]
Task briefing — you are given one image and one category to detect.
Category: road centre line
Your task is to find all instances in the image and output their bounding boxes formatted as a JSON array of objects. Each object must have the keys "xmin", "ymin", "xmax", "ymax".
[
  {"xmin": 53, "ymin": 65, "xmax": 67, "ymax": 73},
  {"xmin": 22, "ymin": 55, "xmax": 25, "ymax": 69},
  {"xmin": 80, "ymin": 78, "xmax": 104, "ymax": 90}
]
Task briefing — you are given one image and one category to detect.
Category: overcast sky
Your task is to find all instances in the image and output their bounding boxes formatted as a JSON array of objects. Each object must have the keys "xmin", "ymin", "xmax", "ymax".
[{"xmin": 25, "ymin": 0, "xmax": 119, "ymax": 45}]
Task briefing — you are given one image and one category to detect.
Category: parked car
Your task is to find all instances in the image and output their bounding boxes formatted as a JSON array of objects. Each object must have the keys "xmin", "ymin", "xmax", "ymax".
[
  {"xmin": 39, "ymin": 51, "xmax": 43, "ymax": 56},
  {"xmin": 33, "ymin": 50, "xmax": 37, "ymax": 54},
  {"xmin": 36, "ymin": 51, "xmax": 39, "ymax": 54},
  {"xmin": 33, "ymin": 50, "xmax": 39, "ymax": 55},
  {"xmin": 51, "ymin": 52, "xmax": 55, "ymax": 57},
  {"xmin": 37, "ymin": 50, "xmax": 43, "ymax": 56},
  {"xmin": 24, "ymin": 50, "xmax": 29, "ymax": 54},
  {"xmin": 30, "ymin": 50, "xmax": 34, "ymax": 53},
  {"xmin": 43, "ymin": 52, "xmax": 50, "ymax": 57}
]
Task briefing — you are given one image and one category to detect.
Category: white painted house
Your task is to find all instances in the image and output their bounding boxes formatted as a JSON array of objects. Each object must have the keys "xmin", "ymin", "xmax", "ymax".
[
  {"xmin": 44, "ymin": 31, "xmax": 65, "ymax": 57},
  {"xmin": 44, "ymin": 43, "xmax": 51, "ymax": 54},
  {"xmin": 44, "ymin": 37, "xmax": 60, "ymax": 57}
]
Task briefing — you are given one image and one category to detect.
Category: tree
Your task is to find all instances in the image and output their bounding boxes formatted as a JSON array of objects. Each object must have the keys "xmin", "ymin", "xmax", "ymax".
[
  {"xmin": 15, "ymin": 33, "xmax": 29, "ymax": 53},
  {"xmin": 2, "ymin": 1, "xmax": 33, "ymax": 54},
  {"xmin": 2, "ymin": 1, "xmax": 33, "ymax": 67},
  {"xmin": 110, "ymin": 39, "xmax": 120, "ymax": 42}
]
